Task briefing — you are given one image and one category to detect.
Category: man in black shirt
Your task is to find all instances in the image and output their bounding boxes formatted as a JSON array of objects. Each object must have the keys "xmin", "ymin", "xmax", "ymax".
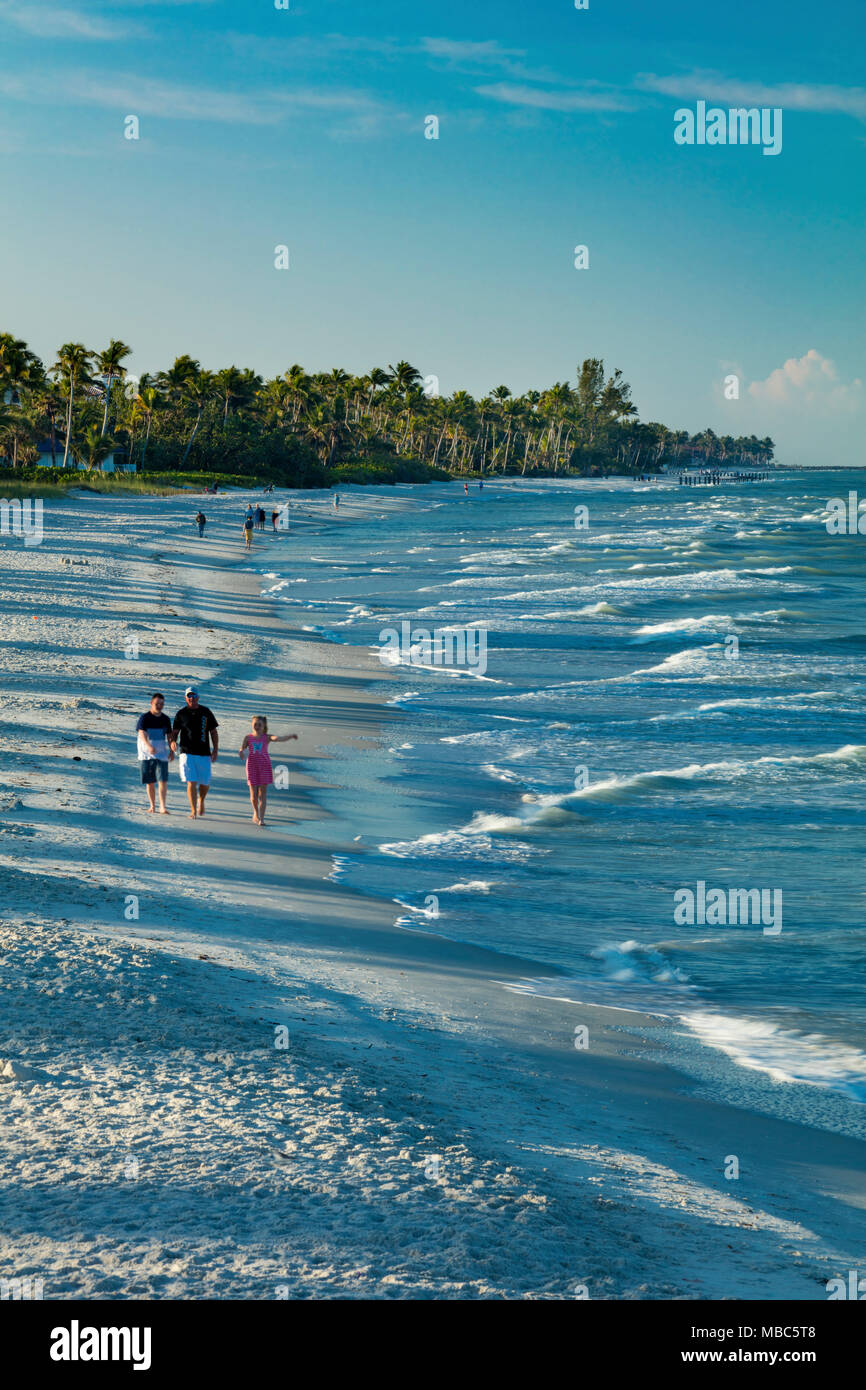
[{"xmin": 171, "ymin": 687, "xmax": 219, "ymax": 819}]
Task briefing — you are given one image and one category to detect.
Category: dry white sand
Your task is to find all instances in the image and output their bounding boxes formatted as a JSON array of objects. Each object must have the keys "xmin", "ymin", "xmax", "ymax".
[{"xmin": 0, "ymin": 485, "xmax": 864, "ymax": 1300}]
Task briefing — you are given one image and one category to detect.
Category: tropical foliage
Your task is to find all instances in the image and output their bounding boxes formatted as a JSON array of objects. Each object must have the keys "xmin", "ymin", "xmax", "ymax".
[{"xmin": 0, "ymin": 332, "xmax": 775, "ymax": 481}]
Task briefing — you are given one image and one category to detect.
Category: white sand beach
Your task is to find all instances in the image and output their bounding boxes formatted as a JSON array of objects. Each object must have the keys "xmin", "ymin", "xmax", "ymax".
[{"xmin": 1, "ymin": 487, "xmax": 864, "ymax": 1300}]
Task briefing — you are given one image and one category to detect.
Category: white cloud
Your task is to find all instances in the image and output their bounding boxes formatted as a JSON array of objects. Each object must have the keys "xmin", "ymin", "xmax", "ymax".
[
  {"xmin": 421, "ymin": 38, "xmax": 525, "ymax": 66},
  {"xmin": 749, "ymin": 350, "xmax": 863, "ymax": 412},
  {"xmin": 0, "ymin": 2, "xmax": 136, "ymax": 39},
  {"xmin": 0, "ymin": 70, "xmax": 275, "ymax": 123},
  {"xmin": 0, "ymin": 69, "xmax": 390, "ymax": 129},
  {"xmin": 638, "ymin": 71, "xmax": 866, "ymax": 119},
  {"xmin": 475, "ymin": 82, "xmax": 633, "ymax": 113},
  {"xmin": 421, "ymin": 36, "xmax": 576, "ymax": 87}
]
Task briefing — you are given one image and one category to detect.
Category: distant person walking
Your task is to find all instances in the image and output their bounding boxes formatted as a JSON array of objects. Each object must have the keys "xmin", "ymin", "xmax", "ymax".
[
  {"xmin": 271, "ymin": 510, "xmax": 280, "ymax": 532},
  {"xmin": 171, "ymin": 687, "xmax": 219, "ymax": 819},
  {"xmin": 136, "ymin": 692, "xmax": 173, "ymax": 814},
  {"xmin": 333, "ymin": 493, "xmax": 340, "ymax": 510},
  {"xmin": 256, "ymin": 506, "xmax": 266, "ymax": 530},
  {"xmin": 242, "ymin": 515, "xmax": 254, "ymax": 550},
  {"xmin": 195, "ymin": 511, "xmax": 206, "ymax": 537},
  {"xmin": 239, "ymin": 715, "xmax": 297, "ymax": 826}
]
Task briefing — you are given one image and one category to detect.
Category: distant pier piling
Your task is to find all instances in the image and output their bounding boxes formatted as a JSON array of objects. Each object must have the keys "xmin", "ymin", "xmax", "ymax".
[{"xmin": 678, "ymin": 470, "xmax": 772, "ymax": 485}]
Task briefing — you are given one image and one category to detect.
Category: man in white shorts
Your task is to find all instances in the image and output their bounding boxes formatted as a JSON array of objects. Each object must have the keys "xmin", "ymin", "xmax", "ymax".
[{"xmin": 170, "ymin": 687, "xmax": 219, "ymax": 819}]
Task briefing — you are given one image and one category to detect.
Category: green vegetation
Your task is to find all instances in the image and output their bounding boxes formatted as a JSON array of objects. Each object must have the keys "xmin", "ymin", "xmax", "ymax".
[
  {"xmin": 0, "ymin": 472, "xmax": 204, "ymax": 499},
  {"xmin": 0, "ymin": 333, "xmax": 775, "ymax": 486}
]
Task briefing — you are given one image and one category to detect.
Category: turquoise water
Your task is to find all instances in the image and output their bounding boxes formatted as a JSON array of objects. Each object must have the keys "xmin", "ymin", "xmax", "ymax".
[{"xmin": 263, "ymin": 473, "xmax": 866, "ymax": 1103}]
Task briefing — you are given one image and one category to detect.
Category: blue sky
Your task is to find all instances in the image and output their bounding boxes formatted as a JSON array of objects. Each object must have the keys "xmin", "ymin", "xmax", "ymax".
[{"xmin": 1, "ymin": 0, "xmax": 864, "ymax": 464}]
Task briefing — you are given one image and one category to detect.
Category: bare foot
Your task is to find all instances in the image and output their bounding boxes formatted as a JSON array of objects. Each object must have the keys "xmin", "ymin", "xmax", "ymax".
[
  {"xmin": 145, "ymin": 806, "xmax": 155, "ymax": 814},
  {"xmin": 188, "ymin": 811, "xmax": 197, "ymax": 819},
  {"xmin": 159, "ymin": 808, "xmax": 170, "ymax": 815}
]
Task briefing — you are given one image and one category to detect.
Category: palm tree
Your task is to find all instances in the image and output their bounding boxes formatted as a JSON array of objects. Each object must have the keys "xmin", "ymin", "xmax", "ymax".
[
  {"xmin": 600, "ymin": 369, "xmax": 636, "ymax": 428},
  {"xmin": 96, "ymin": 339, "xmax": 132, "ymax": 435},
  {"xmin": 366, "ymin": 366, "xmax": 389, "ymax": 416},
  {"xmin": 520, "ymin": 409, "xmax": 541, "ymax": 474},
  {"xmin": 446, "ymin": 389, "xmax": 476, "ymax": 470},
  {"xmin": 0, "ymin": 407, "xmax": 36, "ymax": 468},
  {"xmin": 213, "ymin": 366, "xmax": 246, "ymax": 426},
  {"xmin": 303, "ymin": 401, "xmax": 341, "ymax": 467},
  {"xmin": 180, "ymin": 369, "xmax": 215, "ymax": 467},
  {"xmin": 395, "ymin": 384, "xmax": 426, "ymax": 453},
  {"xmin": 236, "ymin": 368, "xmax": 263, "ymax": 417},
  {"xmin": 501, "ymin": 397, "xmax": 524, "ymax": 473},
  {"xmin": 0, "ymin": 333, "xmax": 41, "ymax": 403},
  {"xmin": 179, "ymin": 370, "xmax": 214, "ymax": 468},
  {"xmin": 325, "ymin": 368, "xmax": 351, "ymax": 423},
  {"xmin": 134, "ymin": 384, "xmax": 162, "ymax": 469},
  {"xmin": 74, "ymin": 422, "xmax": 117, "ymax": 471},
  {"xmin": 431, "ymin": 398, "xmax": 457, "ymax": 467},
  {"xmin": 387, "ymin": 360, "xmax": 422, "ymax": 398},
  {"xmin": 258, "ymin": 377, "xmax": 289, "ymax": 431},
  {"xmin": 26, "ymin": 376, "xmax": 64, "ymax": 466},
  {"xmin": 157, "ymin": 355, "xmax": 200, "ymax": 403},
  {"xmin": 0, "ymin": 337, "xmax": 43, "ymax": 468},
  {"xmin": 52, "ymin": 343, "xmax": 93, "ymax": 467},
  {"xmin": 575, "ymin": 359, "xmax": 603, "ymax": 446},
  {"xmin": 355, "ymin": 419, "xmax": 379, "ymax": 459},
  {"xmin": 283, "ymin": 364, "xmax": 311, "ymax": 424}
]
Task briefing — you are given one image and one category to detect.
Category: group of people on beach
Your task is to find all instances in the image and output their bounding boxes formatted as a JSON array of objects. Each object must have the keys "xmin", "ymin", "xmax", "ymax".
[
  {"xmin": 136, "ymin": 689, "xmax": 297, "ymax": 826},
  {"xmin": 193, "ymin": 503, "xmax": 288, "ymax": 548},
  {"xmin": 242, "ymin": 503, "xmax": 287, "ymax": 548},
  {"xmin": 194, "ymin": 496, "xmax": 343, "ymax": 550}
]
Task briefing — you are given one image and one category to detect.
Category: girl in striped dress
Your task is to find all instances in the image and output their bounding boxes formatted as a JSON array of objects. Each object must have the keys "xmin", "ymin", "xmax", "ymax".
[{"xmin": 239, "ymin": 716, "xmax": 298, "ymax": 826}]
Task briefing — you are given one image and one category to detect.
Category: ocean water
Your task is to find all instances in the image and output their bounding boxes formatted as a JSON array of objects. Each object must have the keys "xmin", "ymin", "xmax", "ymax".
[{"xmin": 259, "ymin": 473, "xmax": 866, "ymax": 1108}]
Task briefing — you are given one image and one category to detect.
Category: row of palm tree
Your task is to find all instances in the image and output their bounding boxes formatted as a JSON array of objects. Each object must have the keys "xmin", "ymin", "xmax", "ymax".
[
  {"xmin": 0, "ymin": 333, "xmax": 775, "ymax": 477},
  {"xmin": 0, "ymin": 334, "xmax": 130, "ymax": 470}
]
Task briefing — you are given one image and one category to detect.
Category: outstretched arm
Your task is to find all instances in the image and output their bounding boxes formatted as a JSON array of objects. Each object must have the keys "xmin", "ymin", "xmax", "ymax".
[{"xmin": 268, "ymin": 734, "xmax": 299, "ymax": 743}]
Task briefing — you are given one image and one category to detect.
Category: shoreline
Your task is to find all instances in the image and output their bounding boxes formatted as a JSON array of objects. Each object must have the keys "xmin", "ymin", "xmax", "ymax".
[{"xmin": 1, "ymin": 487, "xmax": 865, "ymax": 1299}]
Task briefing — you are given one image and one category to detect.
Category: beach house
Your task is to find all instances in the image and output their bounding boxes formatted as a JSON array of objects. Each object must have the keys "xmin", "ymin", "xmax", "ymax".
[
  {"xmin": 28, "ymin": 441, "xmax": 135, "ymax": 473},
  {"xmin": 74, "ymin": 451, "xmax": 135, "ymax": 474}
]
